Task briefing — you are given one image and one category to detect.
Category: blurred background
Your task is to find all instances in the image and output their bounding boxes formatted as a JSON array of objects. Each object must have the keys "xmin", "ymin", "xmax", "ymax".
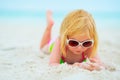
[
  {"xmin": 0, "ymin": 0, "xmax": 120, "ymax": 49},
  {"xmin": 0, "ymin": 1, "xmax": 120, "ymax": 80}
]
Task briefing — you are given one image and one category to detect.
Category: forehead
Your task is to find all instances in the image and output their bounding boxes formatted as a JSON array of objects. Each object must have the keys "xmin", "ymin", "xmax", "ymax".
[{"xmin": 68, "ymin": 32, "xmax": 91, "ymax": 42}]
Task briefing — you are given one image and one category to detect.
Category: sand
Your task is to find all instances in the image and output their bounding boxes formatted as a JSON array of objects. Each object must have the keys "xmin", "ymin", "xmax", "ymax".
[{"xmin": 0, "ymin": 25, "xmax": 120, "ymax": 80}]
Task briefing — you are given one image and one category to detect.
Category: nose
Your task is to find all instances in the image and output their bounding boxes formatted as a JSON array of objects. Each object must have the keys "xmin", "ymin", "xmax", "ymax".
[{"xmin": 77, "ymin": 45, "xmax": 83, "ymax": 50}]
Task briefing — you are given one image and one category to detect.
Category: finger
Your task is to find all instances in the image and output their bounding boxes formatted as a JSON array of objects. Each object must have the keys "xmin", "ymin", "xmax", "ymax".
[
  {"xmin": 89, "ymin": 58, "xmax": 96, "ymax": 63},
  {"xmin": 90, "ymin": 63, "xmax": 104, "ymax": 71},
  {"xmin": 73, "ymin": 62, "xmax": 80, "ymax": 67},
  {"xmin": 79, "ymin": 63, "xmax": 91, "ymax": 69}
]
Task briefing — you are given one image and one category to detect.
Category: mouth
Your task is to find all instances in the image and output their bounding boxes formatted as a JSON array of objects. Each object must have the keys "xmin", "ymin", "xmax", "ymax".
[
  {"xmin": 76, "ymin": 50, "xmax": 81, "ymax": 52},
  {"xmin": 76, "ymin": 51, "xmax": 82, "ymax": 53}
]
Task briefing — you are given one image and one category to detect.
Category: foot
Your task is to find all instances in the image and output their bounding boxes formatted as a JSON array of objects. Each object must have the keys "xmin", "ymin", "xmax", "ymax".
[{"xmin": 46, "ymin": 10, "xmax": 54, "ymax": 27}]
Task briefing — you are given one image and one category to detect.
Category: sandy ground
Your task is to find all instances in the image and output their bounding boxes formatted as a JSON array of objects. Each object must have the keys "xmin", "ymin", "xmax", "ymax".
[{"xmin": 0, "ymin": 26, "xmax": 120, "ymax": 80}]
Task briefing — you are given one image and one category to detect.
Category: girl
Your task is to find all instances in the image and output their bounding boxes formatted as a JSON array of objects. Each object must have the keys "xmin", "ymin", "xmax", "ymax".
[{"xmin": 40, "ymin": 10, "xmax": 105, "ymax": 71}]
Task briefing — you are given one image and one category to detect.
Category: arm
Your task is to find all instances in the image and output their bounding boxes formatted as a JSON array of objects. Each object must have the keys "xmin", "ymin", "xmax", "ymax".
[
  {"xmin": 86, "ymin": 54, "xmax": 106, "ymax": 71},
  {"xmin": 49, "ymin": 37, "xmax": 61, "ymax": 66},
  {"xmin": 89, "ymin": 54, "xmax": 104, "ymax": 65},
  {"xmin": 75, "ymin": 55, "xmax": 106, "ymax": 71}
]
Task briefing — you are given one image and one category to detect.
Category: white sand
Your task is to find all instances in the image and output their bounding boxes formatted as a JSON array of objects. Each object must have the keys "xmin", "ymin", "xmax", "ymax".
[{"xmin": 0, "ymin": 24, "xmax": 120, "ymax": 80}]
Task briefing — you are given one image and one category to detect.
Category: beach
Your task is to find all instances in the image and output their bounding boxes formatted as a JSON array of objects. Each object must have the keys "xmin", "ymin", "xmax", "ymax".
[{"xmin": 0, "ymin": 18, "xmax": 120, "ymax": 80}]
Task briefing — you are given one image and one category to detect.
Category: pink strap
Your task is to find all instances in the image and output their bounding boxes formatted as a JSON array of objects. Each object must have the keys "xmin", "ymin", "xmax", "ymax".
[{"xmin": 80, "ymin": 52, "xmax": 86, "ymax": 62}]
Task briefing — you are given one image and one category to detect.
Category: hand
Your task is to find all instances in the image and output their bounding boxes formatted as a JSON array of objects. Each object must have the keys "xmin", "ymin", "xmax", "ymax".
[
  {"xmin": 79, "ymin": 62, "xmax": 104, "ymax": 71},
  {"xmin": 73, "ymin": 62, "xmax": 93, "ymax": 70},
  {"xmin": 73, "ymin": 62, "xmax": 81, "ymax": 67},
  {"xmin": 73, "ymin": 58, "xmax": 105, "ymax": 71},
  {"xmin": 79, "ymin": 58, "xmax": 105, "ymax": 71}
]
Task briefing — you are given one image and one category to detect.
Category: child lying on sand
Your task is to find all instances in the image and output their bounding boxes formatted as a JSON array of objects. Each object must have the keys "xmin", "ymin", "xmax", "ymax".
[{"xmin": 40, "ymin": 10, "xmax": 106, "ymax": 71}]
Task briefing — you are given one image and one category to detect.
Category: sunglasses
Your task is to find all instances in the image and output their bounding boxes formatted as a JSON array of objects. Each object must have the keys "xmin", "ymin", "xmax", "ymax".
[{"xmin": 67, "ymin": 39, "xmax": 94, "ymax": 48}]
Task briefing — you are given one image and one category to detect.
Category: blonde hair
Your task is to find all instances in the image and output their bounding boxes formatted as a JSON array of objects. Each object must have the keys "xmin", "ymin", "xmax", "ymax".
[{"xmin": 60, "ymin": 9, "xmax": 98, "ymax": 58}]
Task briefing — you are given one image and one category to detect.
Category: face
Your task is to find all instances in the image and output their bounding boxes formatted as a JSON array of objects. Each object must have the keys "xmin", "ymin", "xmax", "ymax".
[{"xmin": 66, "ymin": 31, "xmax": 93, "ymax": 55}]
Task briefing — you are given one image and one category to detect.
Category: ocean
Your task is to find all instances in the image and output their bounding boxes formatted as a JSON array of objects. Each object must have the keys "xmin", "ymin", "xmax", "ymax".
[{"xmin": 0, "ymin": 10, "xmax": 120, "ymax": 28}]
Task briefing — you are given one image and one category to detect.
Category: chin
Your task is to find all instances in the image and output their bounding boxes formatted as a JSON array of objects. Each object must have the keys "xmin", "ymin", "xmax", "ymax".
[{"xmin": 73, "ymin": 51, "xmax": 82, "ymax": 55}]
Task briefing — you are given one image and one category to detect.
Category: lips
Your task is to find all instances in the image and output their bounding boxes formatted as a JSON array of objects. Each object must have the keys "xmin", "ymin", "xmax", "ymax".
[
  {"xmin": 76, "ymin": 51, "xmax": 82, "ymax": 53},
  {"xmin": 76, "ymin": 50, "xmax": 81, "ymax": 52}
]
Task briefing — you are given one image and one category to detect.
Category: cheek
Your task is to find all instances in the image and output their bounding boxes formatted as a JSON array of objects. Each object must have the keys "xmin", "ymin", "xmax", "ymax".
[
  {"xmin": 66, "ymin": 45, "xmax": 89, "ymax": 52},
  {"xmin": 82, "ymin": 48, "xmax": 88, "ymax": 51},
  {"xmin": 67, "ymin": 46, "xmax": 89, "ymax": 52},
  {"xmin": 67, "ymin": 46, "xmax": 75, "ymax": 51}
]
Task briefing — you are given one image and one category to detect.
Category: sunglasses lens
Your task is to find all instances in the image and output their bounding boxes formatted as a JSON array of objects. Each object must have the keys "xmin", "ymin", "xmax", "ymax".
[
  {"xmin": 83, "ymin": 41, "xmax": 92, "ymax": 47},
  {"xmin": 68, "ymin": 40, "xmax": 79, "ymax": 47}
]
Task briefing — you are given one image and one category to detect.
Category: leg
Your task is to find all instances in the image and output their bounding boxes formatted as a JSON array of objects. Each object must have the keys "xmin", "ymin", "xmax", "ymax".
[{"xmin": 40, "ymin": 10, "xmax": 54, "ymax": 49}]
